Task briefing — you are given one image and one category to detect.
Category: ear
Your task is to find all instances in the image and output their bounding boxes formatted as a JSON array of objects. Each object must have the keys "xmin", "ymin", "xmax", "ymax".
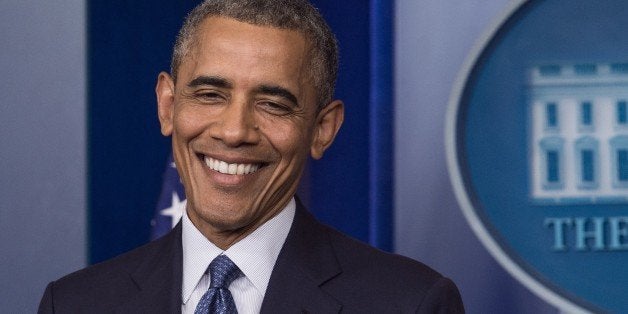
[
  {"xmin": 156, "ymin": 71, "xmax": 176, "ymax": 136},
  {"xmin": 310, "ymin": 99, "xmax": 344, "ymax": 159}
]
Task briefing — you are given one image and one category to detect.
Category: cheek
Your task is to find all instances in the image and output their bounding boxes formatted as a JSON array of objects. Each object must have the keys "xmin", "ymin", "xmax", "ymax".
[
  {"xmin": 173, "ymin": 105, "xmax": 210, "ymax": 139},
  {"xmin": 263, "ymin": 122, "xmax": 313, "ymax": 159}
]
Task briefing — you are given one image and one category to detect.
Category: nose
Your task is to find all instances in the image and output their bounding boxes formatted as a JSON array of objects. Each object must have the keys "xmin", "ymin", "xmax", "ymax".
[{"xmin": 209, "ymin": 100, "xmax": 260, "ymax": 147}]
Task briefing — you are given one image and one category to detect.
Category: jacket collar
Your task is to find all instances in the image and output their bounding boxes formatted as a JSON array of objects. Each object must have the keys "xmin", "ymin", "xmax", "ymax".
[
  {"xmin": 261, "ymin": 199, "xmax": 343, "ymax": 313},
  {"xmin": 109, "ymin": 200, "xmax": 342, "ymax": 313},
  {"xmin": 116, "ymin": 222, "xmax": 183, "ymax": 313}
]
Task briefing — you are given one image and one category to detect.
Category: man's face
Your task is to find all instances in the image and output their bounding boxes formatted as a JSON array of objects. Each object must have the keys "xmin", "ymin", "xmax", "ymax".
[{"xmin": 156, "ymin": 17, "xmax": 343, "ymax": 243}]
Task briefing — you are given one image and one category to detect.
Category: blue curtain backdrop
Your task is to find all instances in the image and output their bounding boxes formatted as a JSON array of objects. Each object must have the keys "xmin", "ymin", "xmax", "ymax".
[{"xmin": 88, "ymin": 1, "xmax": 393, "ymax": 263}]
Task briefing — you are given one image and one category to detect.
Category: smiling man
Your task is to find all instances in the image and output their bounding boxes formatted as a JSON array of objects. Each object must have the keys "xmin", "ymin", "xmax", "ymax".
[
  {"xmin": 157, "ymin": 15, "xmax": 339, "ymax": 251},
  {"xmin": 39, "ymin": 1, "xmax": 464, "ymax": 313}
]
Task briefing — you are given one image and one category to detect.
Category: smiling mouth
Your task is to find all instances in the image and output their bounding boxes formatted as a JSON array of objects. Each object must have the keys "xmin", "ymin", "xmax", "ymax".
[{"xmin": 203, "ymin": 156, "xmax": 262, "ymax": 175}]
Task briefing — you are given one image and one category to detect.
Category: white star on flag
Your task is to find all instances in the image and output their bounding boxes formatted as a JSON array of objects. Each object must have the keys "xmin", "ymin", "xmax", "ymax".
[{"xmin": 159, "ymin": 192, "xmax": 186, "ymax": 228}]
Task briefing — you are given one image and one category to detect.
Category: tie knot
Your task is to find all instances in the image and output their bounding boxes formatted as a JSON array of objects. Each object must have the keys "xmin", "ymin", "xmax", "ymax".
[{"xmin": 208, "ymin": 255, "xmax": 243, "ymax": 288}]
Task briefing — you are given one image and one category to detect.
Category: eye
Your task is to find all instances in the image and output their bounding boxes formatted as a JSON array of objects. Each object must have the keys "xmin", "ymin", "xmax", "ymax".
[
  {"xmin": 195, "ymin": 90, "xmax": 226, "ymax": 103},
  {"xmin": 257, "ymin": 101, "xmax": 292, "ymax": 115}
]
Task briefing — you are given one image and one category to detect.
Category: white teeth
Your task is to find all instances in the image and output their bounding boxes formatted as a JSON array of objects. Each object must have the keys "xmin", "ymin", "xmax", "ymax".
[
  {"xmin": 219, "ymin": 161, "xmax": 228, "ymax": 174},
  {"xmin": 204, "ymin": 156, "xmax": 261, "ymax": 175}
]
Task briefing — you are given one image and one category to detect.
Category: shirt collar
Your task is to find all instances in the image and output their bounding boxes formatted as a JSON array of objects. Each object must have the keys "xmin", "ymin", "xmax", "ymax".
[{"xmin": 181, "ymin": 198, "xmax": 295, "ymax": 303}]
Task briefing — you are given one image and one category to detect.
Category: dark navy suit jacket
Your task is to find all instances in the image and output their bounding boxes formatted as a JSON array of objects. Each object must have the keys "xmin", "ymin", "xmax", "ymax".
[{"xmin": 39, "ymin": 202, "xmax": 464, "ymax": 313}]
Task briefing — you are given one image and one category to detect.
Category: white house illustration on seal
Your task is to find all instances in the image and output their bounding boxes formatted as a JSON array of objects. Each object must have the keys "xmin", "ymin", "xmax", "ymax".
[{"xmin": 529, "ymin": 62, "xmax": 628, "ymax": 204}]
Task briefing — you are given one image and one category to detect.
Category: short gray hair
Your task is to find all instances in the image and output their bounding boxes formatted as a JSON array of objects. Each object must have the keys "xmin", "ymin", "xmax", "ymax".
[{"xmin": 171, "ymin": 0, "xmax": 339, "ymax": 109}]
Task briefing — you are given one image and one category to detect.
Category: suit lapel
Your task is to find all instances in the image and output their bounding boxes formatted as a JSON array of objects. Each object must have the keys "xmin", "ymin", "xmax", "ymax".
[
  {"xmin": 261, "ymin": 200, "xmax": 343, "ymax": 313},
  {"xmin": 115, "ymin": 223, "xmax": 183, "ymax": 313},
  {"xmin": 104, "ymin": 203, "xmax": 340, "ymax": 313}
]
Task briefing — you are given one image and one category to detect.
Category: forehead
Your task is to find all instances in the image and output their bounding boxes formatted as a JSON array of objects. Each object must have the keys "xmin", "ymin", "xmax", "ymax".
[
  {"xmin": 181, "ymin": 17, "xmax": 313, "ymax": 84},
  {"xmin": 195, "ymin": 16, "xmax": 308, "ymax": 49}
]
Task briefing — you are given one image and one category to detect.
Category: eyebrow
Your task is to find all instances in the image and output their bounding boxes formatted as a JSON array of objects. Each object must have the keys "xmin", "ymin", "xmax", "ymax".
[
  {"xmin": 187, "ymin": 76, "xmax": 232, "ymax": 89},
  {"xmin": 256, "ymin": 85, "xmax": 299, "ymax": 107},
  {"xmin": 187, "ymin": 76, "xmax": 299, "ymax": 107}
]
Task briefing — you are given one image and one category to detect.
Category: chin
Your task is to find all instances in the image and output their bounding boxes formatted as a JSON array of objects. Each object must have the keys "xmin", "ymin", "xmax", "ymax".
[{"xmin": 193, "ymin": 204, "xmax": 251, "ymax": 229}]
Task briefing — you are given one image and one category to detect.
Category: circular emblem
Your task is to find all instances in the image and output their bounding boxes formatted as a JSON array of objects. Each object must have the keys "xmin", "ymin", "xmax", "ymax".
[{"xmin": 446, "ymin": 1, "xmax": 628, "ymax": 313}]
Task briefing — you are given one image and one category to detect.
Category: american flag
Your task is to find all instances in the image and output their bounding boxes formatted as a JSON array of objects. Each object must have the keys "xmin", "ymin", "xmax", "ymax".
[{"xmin": 150, "ymin": 154, "xmax": 186, "ymax": 240}]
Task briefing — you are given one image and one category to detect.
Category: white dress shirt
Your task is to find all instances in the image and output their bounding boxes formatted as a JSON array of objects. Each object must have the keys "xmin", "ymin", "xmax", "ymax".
[{"xmin": 181, "ymin": 198, "xmax": 295, "ymax": 314}]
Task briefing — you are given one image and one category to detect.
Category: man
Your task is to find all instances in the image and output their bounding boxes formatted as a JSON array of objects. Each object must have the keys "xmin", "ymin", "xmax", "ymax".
[{"xmin": 39, "ymin": 0, "xmax": 464, "ymax": 313}]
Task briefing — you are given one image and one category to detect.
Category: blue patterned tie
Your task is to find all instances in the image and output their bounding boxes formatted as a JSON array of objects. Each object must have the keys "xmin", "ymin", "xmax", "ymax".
[{"xmin": 194, "ymin": 255, "xmax": 243, "ymax": 314}]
